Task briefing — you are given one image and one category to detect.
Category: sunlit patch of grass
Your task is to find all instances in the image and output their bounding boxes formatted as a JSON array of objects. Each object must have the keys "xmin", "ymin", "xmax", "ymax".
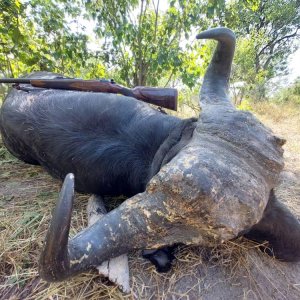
[
  {"xmin": 252, "ymin": 101, "xmax": 300, "ymax": 123},
  {"xmin": 237, "ymin": 99, "xmax": 253, "ymax": 111},
  {"xmin": 0, "ymin": 145, "xmax": 18, "ymax": 165}
]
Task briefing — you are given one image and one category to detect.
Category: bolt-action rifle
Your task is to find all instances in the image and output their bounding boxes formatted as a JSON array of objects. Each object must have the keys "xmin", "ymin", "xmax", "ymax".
[{"xmin": 0, "ymin": 78, "xmax": 178, "ymax": 111}]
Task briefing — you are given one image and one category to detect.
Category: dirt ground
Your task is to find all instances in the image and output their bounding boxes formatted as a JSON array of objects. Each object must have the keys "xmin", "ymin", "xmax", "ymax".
[{"xmin": 0, "ymin": 103, "xmax": 299, "ymax": 300}]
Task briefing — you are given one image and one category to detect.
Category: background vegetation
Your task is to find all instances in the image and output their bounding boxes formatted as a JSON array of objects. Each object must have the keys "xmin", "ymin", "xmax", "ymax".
[{"xmin": 0, "ymin": 0, "xmax": 299, "ymax": 106}]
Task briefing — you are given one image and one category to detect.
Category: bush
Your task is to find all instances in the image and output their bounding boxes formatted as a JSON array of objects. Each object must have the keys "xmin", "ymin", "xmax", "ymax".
[
  {"xmin": 273, "ymin": 78, "xmax": 300, "ymax": 105},
  {"xmin": 236, "ymin": 99, "xmax": 253, "ymax": 111}
]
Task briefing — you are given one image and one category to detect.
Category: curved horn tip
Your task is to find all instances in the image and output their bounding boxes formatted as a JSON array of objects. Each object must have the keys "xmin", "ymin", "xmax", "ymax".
[
  {"xmin": 39, "ymin": 173, "xmax": 75, "ymax": 282},
  {"xmin": 196, "ymin": 27, "xmax": 236, "ymax": 41}
]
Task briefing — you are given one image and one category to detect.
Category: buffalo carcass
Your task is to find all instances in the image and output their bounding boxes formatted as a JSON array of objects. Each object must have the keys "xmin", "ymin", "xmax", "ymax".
[{"xmin": 1, "ymin": 28, "xmax": 300, "ymax": 283}]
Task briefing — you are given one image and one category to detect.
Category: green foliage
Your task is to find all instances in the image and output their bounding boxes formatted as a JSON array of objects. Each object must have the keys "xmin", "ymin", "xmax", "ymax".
[
  {"xmin": 0, "ymin": 0, "xmax": 299, "ymax": 107},
  {"xmin": 272, "ymin": 78, "xmax": 300, "ymax": 105},
  {"xmin": 0, "ymin": 0, "xmax": 109, "ymax": 102},
  {"xmin": 0, "ymin": 0, "xmax": 98, "ymax": 78},
  {"xmin": 0, "ymin": 0, "xmax": 31, "ymax": 77},
  {"xmin": 225, "ymin": 0, "xmax": 300, "ymax": 102},
  {"xmin": 85, "ymin": 0, "xmax": 223, "ymax": 87},
  {"xmin": 236, "ymin": 99, "xmax": 253, "ymax": 111}
]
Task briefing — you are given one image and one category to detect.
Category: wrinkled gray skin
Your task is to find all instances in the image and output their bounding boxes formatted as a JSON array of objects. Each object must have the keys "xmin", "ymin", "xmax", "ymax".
[{"xmin": 1, "ymin": 28, "xmax": 300, "ymax": 283}]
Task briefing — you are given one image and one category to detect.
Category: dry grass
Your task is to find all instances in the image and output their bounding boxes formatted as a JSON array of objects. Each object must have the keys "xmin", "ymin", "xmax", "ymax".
[
  {"xmin": 252, "ymin": 102, "xmax": 300, "ymax": 217},
  {"xmin": 0, "ymin": 102, "xmax": 300, "ymax": 299}
]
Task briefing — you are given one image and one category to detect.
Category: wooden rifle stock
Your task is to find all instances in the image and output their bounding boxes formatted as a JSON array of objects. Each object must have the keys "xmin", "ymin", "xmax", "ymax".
[{"xmin": 0, "ymin": 78, "xmax": 178, "ymax": 111}]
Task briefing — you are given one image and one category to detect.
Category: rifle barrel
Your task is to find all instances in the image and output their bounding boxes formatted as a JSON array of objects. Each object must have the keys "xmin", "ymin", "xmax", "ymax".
[
  {"xmin": 0, "ymin": 78, "xmax": 31, "ymax": 84},
  {"xmin": 0, "ymin": 78, "xmax": 110, "ymax": 84}
]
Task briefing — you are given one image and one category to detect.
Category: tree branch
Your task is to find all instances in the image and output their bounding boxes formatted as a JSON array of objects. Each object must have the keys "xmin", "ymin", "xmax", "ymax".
[
  {"xmin": 164, "ymin": 69, "xmax": 175, "ymax": 87},
  {"xmin": 152, "ymin": 0, "xmax": 160, "ymax": 42},
  {"xmin": 258, "ymin": 28, "xmax": 299, "ymax": 58},
  {"xmin": 274, "ymin": 28, "xmax": 299, "ymax": 46}
]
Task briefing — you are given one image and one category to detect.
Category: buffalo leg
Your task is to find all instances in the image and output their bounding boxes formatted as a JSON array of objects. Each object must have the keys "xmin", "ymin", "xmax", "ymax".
[{"xmin": 244, "ymin": 190, "xmax": 300, "ymax": 262}]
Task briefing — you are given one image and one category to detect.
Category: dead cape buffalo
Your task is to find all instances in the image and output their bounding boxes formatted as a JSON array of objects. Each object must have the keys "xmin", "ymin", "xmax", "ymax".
[{"xmin": 1, "ymin": 28, "xmax": 300, "ymax": 282}]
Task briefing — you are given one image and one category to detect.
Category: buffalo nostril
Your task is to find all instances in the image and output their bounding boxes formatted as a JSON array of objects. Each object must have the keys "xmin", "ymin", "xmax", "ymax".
[
  {"xmin": 274, "ymin": 136, "xmax": 286, "ymax": 146},
  {"xmin": 142, "ymin": 248, "xmax": 175, "ymax": 273}
]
